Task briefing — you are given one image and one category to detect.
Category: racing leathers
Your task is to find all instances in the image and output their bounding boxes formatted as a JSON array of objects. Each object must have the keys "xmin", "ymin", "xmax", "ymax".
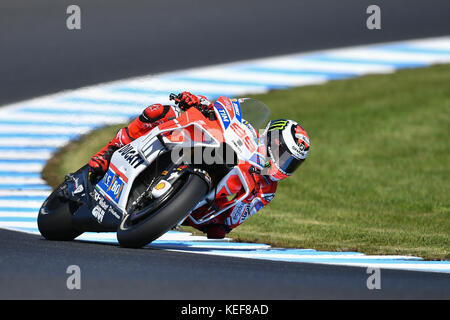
[{"xmin": 88, "ymin": 92, "xmax": 277, "ymax": 239}]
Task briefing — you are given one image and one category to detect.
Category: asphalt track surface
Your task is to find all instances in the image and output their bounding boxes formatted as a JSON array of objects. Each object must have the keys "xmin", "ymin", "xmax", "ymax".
[
  {"xmin": 1, "ymin": 0, "xmax": 450, "ymax": 299},
  {"xmin": 2, "ymin": 229, "xmax": 450, "ymax": 299}
]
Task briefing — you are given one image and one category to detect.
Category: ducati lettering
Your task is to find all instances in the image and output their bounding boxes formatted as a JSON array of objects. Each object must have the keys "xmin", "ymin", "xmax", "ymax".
[{"xmin": 118, "ymin": 145, "xmax": 145, "ymax": 168}]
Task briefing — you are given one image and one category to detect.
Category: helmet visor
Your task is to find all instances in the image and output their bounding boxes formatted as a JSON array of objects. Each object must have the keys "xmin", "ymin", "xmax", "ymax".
[{"xmin": 267, "ymin": 133, "xmax": 304, "ymax": 175}]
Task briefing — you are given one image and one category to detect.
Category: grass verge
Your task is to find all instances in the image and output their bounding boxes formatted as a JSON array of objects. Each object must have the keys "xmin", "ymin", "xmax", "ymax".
[{"xmin": 42, "ymin": 64, "xmax": 450, "ymax": 260}]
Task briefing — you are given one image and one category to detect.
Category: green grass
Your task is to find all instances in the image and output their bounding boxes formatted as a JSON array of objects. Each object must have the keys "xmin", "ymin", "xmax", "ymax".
[{"xmin": 42, "ymin": 64, "xmax": 450, "ymax": 260}]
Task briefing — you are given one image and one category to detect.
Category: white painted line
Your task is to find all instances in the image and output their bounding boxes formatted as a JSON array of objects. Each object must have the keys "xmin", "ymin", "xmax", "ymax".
[
  {"xmin": 121, "ymin": 78, "xmax": 269, "ymax": 95},
  {"xmin": 249, "ymin": 58, "xmax": 396, "ymax": 74},
  {"xmin": 0, "ymin": 163, "xmax": 45, "ymax": 172},
  {"xmin": 0, "ymin": 221, "xmax": 37, "ymax": 229},
  {"xmin": 63, "ymin": 88, "xmax": 169, "ymax": 104},
  {"xmin": 406, "ymin": 38, "xmax": 450, "ymax": 50},
  {"xmin": 0, "ymin": 113, "xmax": 130, "ymax": 125},
  {"xmin": 0, "ymin": 177, "xmax": 47, "ymax": 184},
  {"xmin": 21, "ymin": 101, "xmax": 144, "ymax": 114},
  {"xmin": 0, "ymin": 190, "xmax": 51, "ymax": 197},
  {"xmin": 0, "ymin": 138, "xmax": 69, "ymax": 148},
  {"xmin": 0, "ymin": 125, "xmax": 91, "ymax": 135},
  {"xmin": 326, "ymin": 48, "xmax": 450, "ymax": 64},
  {"xmin": 180, "ymin": 68, "xmax": 328, "ymax": 86},
  {"xmin": 0, "ymin": 200, "xmax": 43, "ymax": 208},
  {"xmin": 0, "ymin": 151, "xmax": 52, "ymax": 160},
  {"xmin": 0, "ymin": 211, "xmax": 38, "ymax": 218}
]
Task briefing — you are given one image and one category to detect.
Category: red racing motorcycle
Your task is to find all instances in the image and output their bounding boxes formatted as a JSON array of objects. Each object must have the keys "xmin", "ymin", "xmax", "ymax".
[{"xmin": 38, "ymin": 93, "xmax": 270, "ymax": 248}]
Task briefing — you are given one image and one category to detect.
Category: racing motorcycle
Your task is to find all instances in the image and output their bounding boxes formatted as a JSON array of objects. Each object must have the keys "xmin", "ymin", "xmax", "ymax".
[{"xmin": 38, "ymin": 93, "xmax": 270, "ymax": 248}]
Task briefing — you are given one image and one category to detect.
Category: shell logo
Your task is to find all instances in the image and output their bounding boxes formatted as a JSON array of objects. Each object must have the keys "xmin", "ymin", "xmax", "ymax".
[{"xmin": 155, "ymin": 182, "xmax": 166, "ymax": 190}]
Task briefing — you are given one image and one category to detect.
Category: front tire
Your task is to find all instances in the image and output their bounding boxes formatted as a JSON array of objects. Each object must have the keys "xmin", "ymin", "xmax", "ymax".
[
  {"xmin": 37, "ymin": 183, "xmax": 82, "ymax": 241},
  {"xmin": 117, "ymin": 174, "xmax": 208, "ymax": 248}
]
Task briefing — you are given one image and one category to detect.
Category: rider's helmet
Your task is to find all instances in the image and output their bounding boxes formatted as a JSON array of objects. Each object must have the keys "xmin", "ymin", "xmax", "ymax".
[{"xmin": 261, "ymin": 119, "xmax": 310, "ymax": 181}]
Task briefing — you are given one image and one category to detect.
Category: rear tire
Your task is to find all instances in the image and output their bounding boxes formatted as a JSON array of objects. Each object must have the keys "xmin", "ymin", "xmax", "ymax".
[
  {"xmin": 37, "ymin": 183, "xmax": 82, "ymax": 241},
  {"xmin": 117, "ymin": 174, "xmax": 208, "ymax": 248}
]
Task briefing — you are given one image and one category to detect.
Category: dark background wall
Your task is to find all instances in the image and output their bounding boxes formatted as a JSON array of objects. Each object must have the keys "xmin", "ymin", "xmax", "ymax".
[{"xmin": 1, "ymin": 0, "xmax": 450, "ymax": 105}]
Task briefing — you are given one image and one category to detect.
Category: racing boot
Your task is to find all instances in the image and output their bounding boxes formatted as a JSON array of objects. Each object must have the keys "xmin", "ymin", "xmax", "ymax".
[
  {"xmin": 88, "ymin": 103, "xmax": 178, "ymax": 181},
  {"xmin": 88, "ymin": 127, "xmax": 133, "ymax": 181}
]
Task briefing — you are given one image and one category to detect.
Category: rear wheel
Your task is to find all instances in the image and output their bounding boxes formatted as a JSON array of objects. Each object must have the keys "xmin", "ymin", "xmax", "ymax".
[
  {"xmin": 37, "ymin": 183, "xmax": 82, "ymax": 241},
  {"xmin": 117, "ymin": 174, "xmax": 208, "ymax": 248}
]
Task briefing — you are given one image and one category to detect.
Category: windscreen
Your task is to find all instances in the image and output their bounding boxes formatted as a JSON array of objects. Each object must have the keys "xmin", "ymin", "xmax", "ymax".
[{"xmin": 238, "ymin": 98, "xmax": 270, "ymax": 129}]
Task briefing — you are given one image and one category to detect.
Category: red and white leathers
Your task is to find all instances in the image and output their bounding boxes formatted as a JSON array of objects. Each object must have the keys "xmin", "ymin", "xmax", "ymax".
[
  {"xmin": 186, "ymin": 164, "xmax": 277, "ymax": 239},
  {"xmin": 88, "ymin": 92, "xmax": 277, "ymax": 239}
]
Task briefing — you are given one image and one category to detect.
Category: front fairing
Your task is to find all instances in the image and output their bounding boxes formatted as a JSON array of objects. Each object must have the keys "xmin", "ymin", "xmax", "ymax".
[{"xmin": 213, "ymin": 96, "xmax": 268, "ymax": 170}]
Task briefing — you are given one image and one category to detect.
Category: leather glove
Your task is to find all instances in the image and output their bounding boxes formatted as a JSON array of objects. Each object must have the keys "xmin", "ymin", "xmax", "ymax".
[{"xmin": 175, "ymin": 91, "xmax": 201, "ymax": 110}]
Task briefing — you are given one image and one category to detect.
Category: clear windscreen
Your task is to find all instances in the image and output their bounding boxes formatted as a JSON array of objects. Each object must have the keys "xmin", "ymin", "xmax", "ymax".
[{"xmin": 238, "ymin": 98, "xmax": 270, "ymax": 129}]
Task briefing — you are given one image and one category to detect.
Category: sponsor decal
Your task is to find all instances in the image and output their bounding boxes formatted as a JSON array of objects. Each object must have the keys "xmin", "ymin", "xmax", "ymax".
[
  {"xmin": 231, "ymin": 138, "xmax": 243, "ymax": 153},
  {"xmin": 93, "ymin": 188, "xmax": 122, "ymax": 221},
  {"xmin": 155, "ymin": 182, "xmax": 166, "ymax": 190},
  {"xmin": 231, "ymin": 99, "xmax": 242, "ymax": 122},
  {"xmin": 97, "ymin": 168, "xmax": 125, "ymax": 204},
  {"xmin": 231, "ymin": 201, "xmax": 254, "ymax": 225},
  {"xmin": 117, "ymin": 144, "xmax": 145, "ymax": 169},
  {"xmin": 239, "ymin": 205, "xmax": 251, "ymax": 224},
  {"xmin": 249, "ymin": 153, "xmax": 265, "ymax": 168},
  {"xmin": 230, "ymin": 122, "xmax": 256, "ymax": 153},
  {"xmin": 268, "ymin": 120, "xmax": 288, "ymax": 131},
  {"xmin": 291, "ymin": 144, "xmax": 308, "ymax": 159},
  {"xmin": 231, "ymin": 202, "xmax": 247, "ymax": 225},
  {"xmin": 73, "ymin": 184, "xmax": 84, "ymax": 195},
  {"xmin": 214, "ymin": 101, "xmax": 230, "ymax": 129},
  {"xmin": 92, "ymin": 205, "xmax": 105, "ymax": 223},
  {"xmin": 151, "ymin": 180, "xmax": 172, "ymax": 199},
  {"xmin": 107, "ymin": 206, "xmax": 121, "ymax": 220},
  {"xmin": 93, "ymin": 189, "xmax": 109, "ymax": 210}
]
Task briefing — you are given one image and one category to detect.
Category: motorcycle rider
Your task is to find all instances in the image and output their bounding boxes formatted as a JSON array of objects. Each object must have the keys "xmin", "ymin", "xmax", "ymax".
[{"xmin": 88, "ymin": 92, "xmax": 310, "ymax": 239}]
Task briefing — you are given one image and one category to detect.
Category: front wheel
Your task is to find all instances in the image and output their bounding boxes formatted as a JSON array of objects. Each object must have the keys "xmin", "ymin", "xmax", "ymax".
[{"xmin": 117, "ymin": 174, "xmax": 208, "ymax": 248}]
